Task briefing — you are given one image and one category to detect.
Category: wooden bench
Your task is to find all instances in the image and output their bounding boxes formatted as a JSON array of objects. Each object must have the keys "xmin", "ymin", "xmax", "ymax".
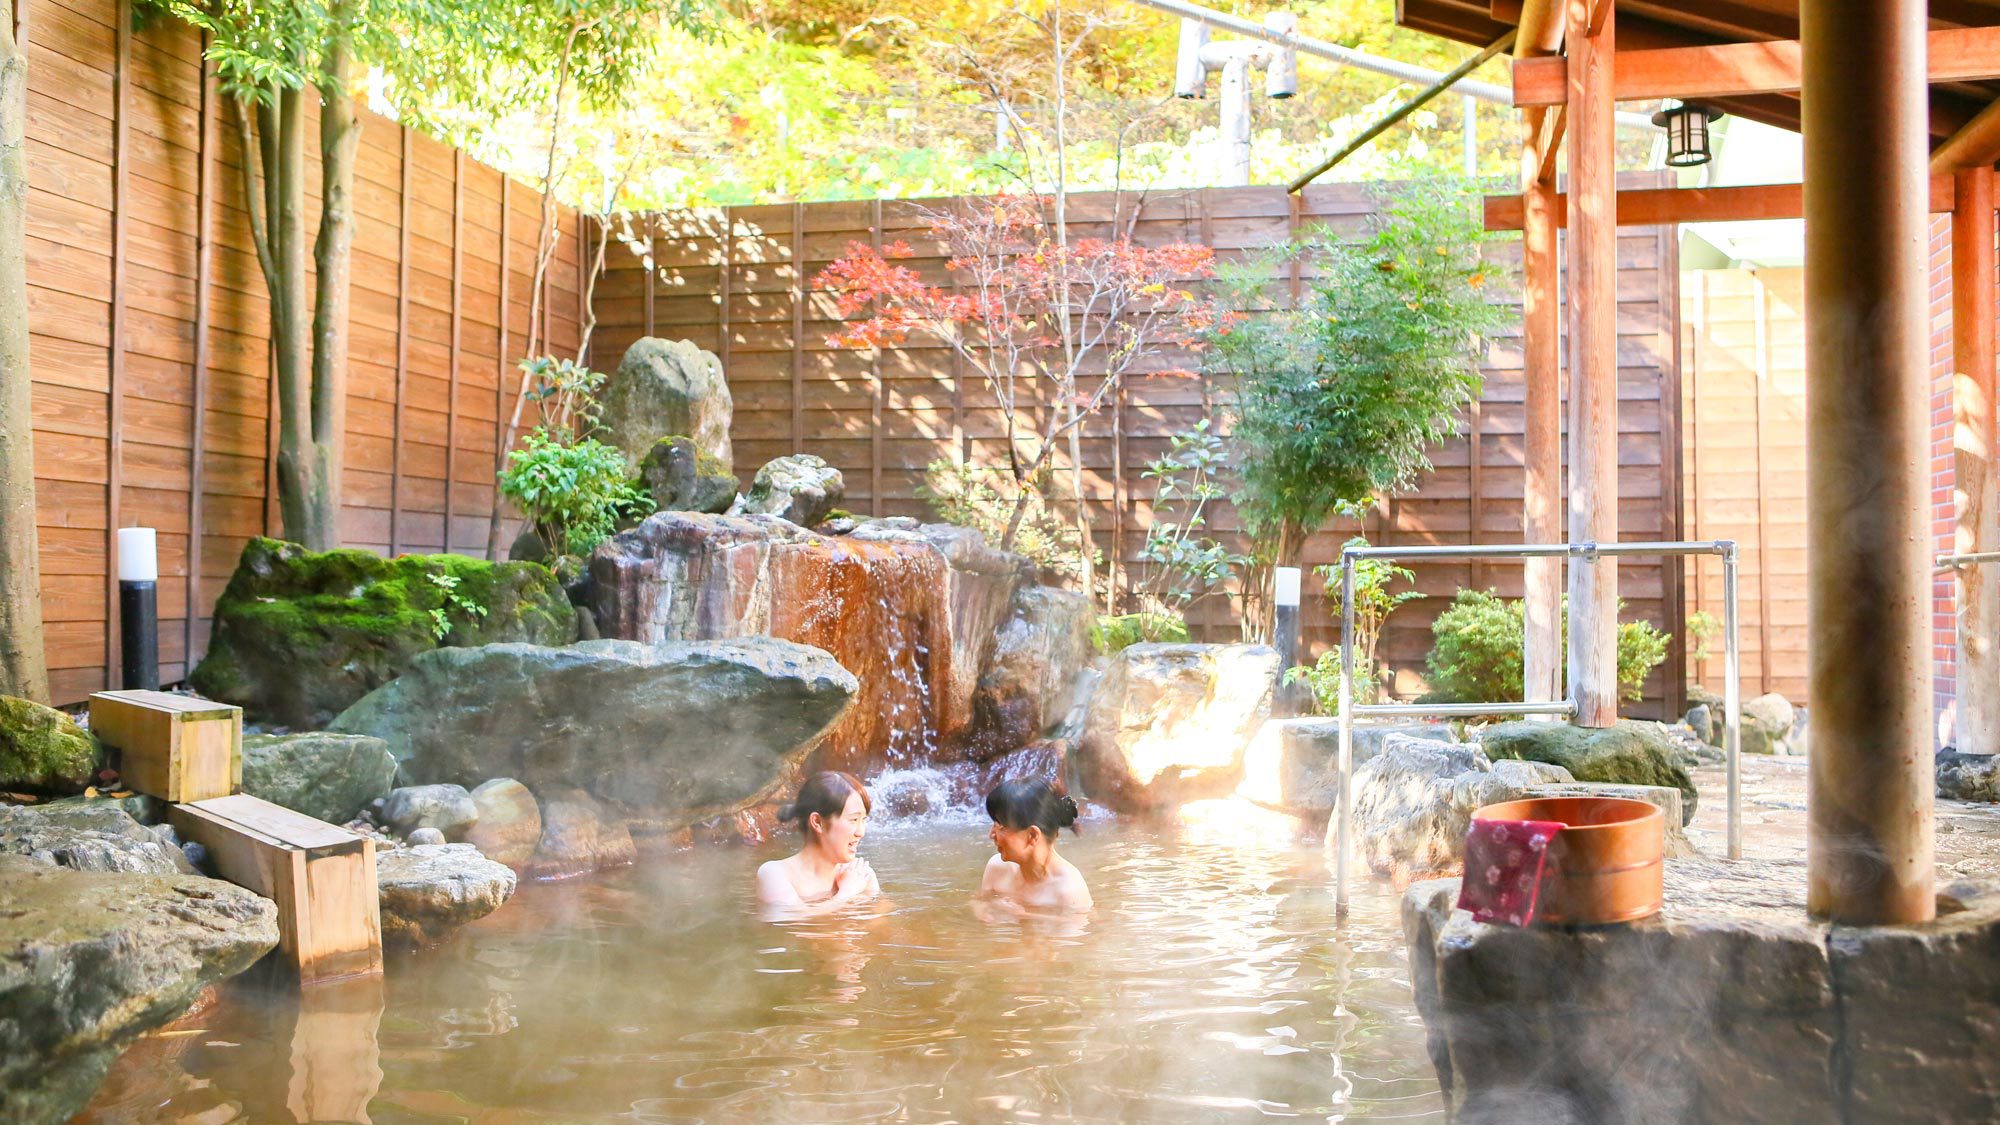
[
  {"xmin": 89, "ymin": 689, "xmax": 240, "ymax": 803},
  {"xmin": 170, "ymin": 794, "xmax": 383, "ymax": 982}
]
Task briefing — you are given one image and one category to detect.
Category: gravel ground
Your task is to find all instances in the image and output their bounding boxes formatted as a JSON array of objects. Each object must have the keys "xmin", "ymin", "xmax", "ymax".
[{"xmin": 1685, "ymin": 754, "xmax": 2000, "ymax": 878}]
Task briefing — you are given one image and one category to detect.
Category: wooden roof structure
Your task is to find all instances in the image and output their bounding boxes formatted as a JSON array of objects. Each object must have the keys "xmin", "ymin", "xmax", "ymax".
[
  {"xmin": 1385, "ymin": 0, "xmax": 2000, "ymax": 926},
  {"xmin": 1400, "ymin": 1, "xmax": 2000, "ymax": 154}
]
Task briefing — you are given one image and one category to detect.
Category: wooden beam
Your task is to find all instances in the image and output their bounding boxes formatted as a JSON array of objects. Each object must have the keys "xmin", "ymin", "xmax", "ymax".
[
  {"xmin": 1565, "ymin": 0, "xmax": 1617, "ymax": 729},
  {"xmin": 1932, "ymin": 95, "xmax": 2000, "ymax": 172},
  {"xmin": 1516, "ymin": 26, "xmax": 2000, "ymax": 108},
  {"xmin": 1801, "ymin": 0, "xmax": 1934, "ymax": 926},
  {"xmin": 1953, "ymin": 163, "xmax": 1999, "ymax": 755},
  {"xmin": 1506, "ymin": 0, "xmax": 1563, "ymax": 57},
  {"xmin": 1533, "ymin": 104, "xmax": 1566, "ymax": 185},
  {"xmin": 1483, "ymin": 176, "xmax": 1959, "ymax": 230}
]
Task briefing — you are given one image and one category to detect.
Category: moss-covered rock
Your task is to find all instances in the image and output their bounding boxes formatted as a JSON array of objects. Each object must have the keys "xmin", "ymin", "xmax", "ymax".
[
  {"xmin": 191, "ymin": 538, "xmax": 578, "ymax": 730},
  {"xmin": 1478, "ymin": 720, "xmax": 1698, "ymax": 823},
  {"xmin": 0, "ymin": 696, "xmax": 101, "ymax": 796},
  {"xmin": 639, "ymin": 435, "xmax": 738, "ymax": 514},
  {"xmin": 1090, "ymin": 612, "xmax": 1189, "ymax": 655}
]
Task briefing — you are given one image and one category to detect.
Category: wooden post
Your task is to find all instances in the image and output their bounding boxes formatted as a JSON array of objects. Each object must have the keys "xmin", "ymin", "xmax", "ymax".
[
  {"xmin": 790, "ymin": 202, "xmax": 805, "ymax": 456},
  {"xmin": 1802, "ymin": 0, "xmax": 1935, "ymax": 925},
  {"xmin": 390, "ymin": 128, "xmax": 411, "ymax": 556},
  {"xmin": 1954, "ymin": 164, "xmax": 1999, "ymax": 756},
  {"xmin": 1564, "ymin": 0, "xmax": 1618, "ymax": 727},
  {"xmin": 188, "ymin": 49, "xmax": 215, "ymax": 668},
  {"xmin": 445, "ymin": 150, "xmax": 463, "ymax": 553},
  {"xmin": 1522, "ymin": 110, "xmax": 1563, "ymax": 710},
  {"xmin": 105, "ymin": 0, "xmax": 129, "ymax": 685}
]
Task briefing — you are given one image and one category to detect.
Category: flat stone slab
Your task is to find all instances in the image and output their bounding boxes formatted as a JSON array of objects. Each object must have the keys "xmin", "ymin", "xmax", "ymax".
[{"xmin": 1403, "ymin": 859, "xmax": 2000, "ymax": 1123}]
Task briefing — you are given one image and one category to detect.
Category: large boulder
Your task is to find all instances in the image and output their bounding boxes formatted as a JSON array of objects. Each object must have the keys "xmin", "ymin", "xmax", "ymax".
[
  {"xmin": 599, "ymin": 337, "xmax": 733, "ymax": 472},
  {"xmin": 1478, "ymin": 720, "xmax": 1698, "ymax": 824},
  {"xmin": 1076, "ymin": 643, "xmax": 1282, "ymax": 813},
  {"xmin": 734, "ymin": 454, "xmax": 844, "ymax": 527},
  {"xmin": 1938, "ymin": 750, "xmax": 2000, "ymax": 802},
  {"xmin": 0, "ymin": 855, "xmax": 277, "ymax": 1124},
  {"xmin": 857, "ymin": 522, "xmax": 1026, "ymax": 754},
  {"xmin": 382, "ymin": 784, "xmax": 479, "ymax": 839},
  {"xmin": 329, "ymin": 638, "xmax": 857, "ymax": 825},
  {"xmin": 528, "ymin": 787, "xmax": 637, "ymax": 879},
  {"xmin": 1237, "ymin": 718, "xmax": 1456, "ymax": 817},
  {"xmin": 1742, "ymin": 692, "xmax": 1799, "ymax": 755},
  {"xmin": 1344, "ymin": 735, "xmax": 1574, "ymax": 880},
  {"xmin": 590, "ymin": 512, "xmax": 990, "ymax": 776},
  {"xmin": 639, "ymin": 434, "xmax": 738, "ymax": 514},
  {"xmin": 969, "ymin": 586, "xmax": 1093, "ymax": 754},
  {"xmin": 463, "ymin": 778, "xmax": 542, "ymax": 869},
  {"xmin": 0, "ymin": 696, "xmax": 100, "ymax": 796},
  {"xmin": 190, "ymin": 538, "xmax": 578, "ymax": 729},
  {"xmin": 376, "ymin": 843, "xmax": 517, "ymax": 946},
  {"xmin": 0, "ymin": 802, "xmax": 194, "ymax": 876},
  {"xmin": 241, "ymin": 732, "xmax": 397, "ymax": 825}
]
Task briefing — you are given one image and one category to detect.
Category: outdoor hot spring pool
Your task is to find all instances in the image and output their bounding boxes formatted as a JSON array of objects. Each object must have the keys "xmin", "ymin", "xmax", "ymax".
[{"xmin": 78, "ymin": 800, "xmax": 1445, "ymax": 1123}]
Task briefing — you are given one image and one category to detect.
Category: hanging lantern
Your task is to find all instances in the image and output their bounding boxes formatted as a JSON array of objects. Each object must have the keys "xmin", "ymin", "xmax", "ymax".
[{"xmin": 1651, "ymin": 102, "xmax": 1723, "ymax": 168}]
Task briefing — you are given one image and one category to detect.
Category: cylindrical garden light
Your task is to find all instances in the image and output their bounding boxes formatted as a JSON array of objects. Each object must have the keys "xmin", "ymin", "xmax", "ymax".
[
  {"xmin": 1651, "ymin": 102, "xmax": 1722, "ymax": 168},
  {"xmin": 117, "ymin": 526, "xmax": 159, "ymax": 691}
]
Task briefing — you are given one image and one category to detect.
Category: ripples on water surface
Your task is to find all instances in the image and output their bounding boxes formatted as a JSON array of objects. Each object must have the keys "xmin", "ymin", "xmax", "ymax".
[{"xmin": 82, "ymin": 804, "xmax": 1444, "ymax": 1123}]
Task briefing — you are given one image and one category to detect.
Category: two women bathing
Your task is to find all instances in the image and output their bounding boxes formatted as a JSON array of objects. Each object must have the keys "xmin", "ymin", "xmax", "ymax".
[{"xmin": 755, "ymin": 771, "xmax": 1092, "ymax": 915}]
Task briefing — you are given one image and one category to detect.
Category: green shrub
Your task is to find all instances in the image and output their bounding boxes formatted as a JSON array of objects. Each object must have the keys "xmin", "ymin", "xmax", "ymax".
[
  {"xmin": 498, "ymin": 431, "xmax": 654, "ymax": 560},
  {"xmin": 919, "ymin": 457, "xmax": 1097, "ymax": 582},
  {"xmin": 1423, "ymin": 590, "xmax": 1670, "ymax": 705},
  {"xmin": 1091, "ymin": 612, "xmax": 1188, "ymax": 655}
]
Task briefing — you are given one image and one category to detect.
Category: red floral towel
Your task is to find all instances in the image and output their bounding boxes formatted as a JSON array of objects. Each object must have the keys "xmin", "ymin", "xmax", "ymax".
[{"xmin": 1456, "ymin": 818, "xmax": 1565, "ymax": 927}]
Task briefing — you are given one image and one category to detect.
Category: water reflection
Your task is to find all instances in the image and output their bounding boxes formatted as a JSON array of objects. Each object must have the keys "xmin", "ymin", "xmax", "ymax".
[{"xmin": 81, "ymin": 810, "xmax": 1444, "ymax": 1123}]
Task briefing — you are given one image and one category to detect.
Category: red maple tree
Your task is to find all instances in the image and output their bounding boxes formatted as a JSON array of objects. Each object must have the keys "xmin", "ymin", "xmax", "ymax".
[{"xmin": 816, "ymin": 196, "xmax": 1221, "ymax": 559}]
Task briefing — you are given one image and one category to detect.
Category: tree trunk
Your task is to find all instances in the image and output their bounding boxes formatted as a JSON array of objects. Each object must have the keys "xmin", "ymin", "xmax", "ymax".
[
  {"xmin": 266, "ymin": 86, "xmax": 322, "ymax": 547},
  {"xmin": 309, "ymin": 26, "xmax": 359, "ymax": 551},
  {"xmin": 486, "ymin": 19, "xmax": 582, "ymax": 560},
  {"xmin": 0, "ymin": 22, "xmax": 47, "ymax": 701}
]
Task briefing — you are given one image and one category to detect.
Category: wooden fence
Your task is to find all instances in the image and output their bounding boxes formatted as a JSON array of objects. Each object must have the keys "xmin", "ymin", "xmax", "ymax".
[
  {"xmin": 1681, "ymin": 267, "xmax": 1808, "ymax": 703},
  {"xmin": 26, "ymin": 0, "xmax": 585, "ymax": 703},
  {"xmin": 592, "ymin": 180, "xmax": 1690, "ymax": 717}
]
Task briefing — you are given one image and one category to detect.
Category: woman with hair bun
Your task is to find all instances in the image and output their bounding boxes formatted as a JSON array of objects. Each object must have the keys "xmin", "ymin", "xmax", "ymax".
[
  {"xmin": 755, "ymin": 771, "xmax": 880, "ymax": 915},
  {"xmin": 977, "ymin": 779, "xmax": 1093, "ymax": 912}
]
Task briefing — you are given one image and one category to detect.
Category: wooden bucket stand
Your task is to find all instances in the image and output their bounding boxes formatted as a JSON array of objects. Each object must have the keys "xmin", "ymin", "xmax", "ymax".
[{"xmin": 170, "ymin": 794, "xmax": 384, "ymax": 982}]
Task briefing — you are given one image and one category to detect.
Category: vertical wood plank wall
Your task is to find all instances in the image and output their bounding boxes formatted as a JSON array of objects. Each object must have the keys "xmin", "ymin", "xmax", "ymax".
[
  {"xmin": 26, "ymin": 0, "xmax": 583, "ymax": 704},
  {"xmin": 592, "ymin": 181, "xmax": 1689, "ymax": 717},
  {"xmin": 1682, "ymin": 267, "xmax": 1808, "ymax": 703}
]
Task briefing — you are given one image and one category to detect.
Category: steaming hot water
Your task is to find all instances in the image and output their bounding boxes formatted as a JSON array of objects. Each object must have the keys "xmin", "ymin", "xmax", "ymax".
[{"xmin": 80, "ymin": 788, "xmax": 1445, "ymax": 1122}]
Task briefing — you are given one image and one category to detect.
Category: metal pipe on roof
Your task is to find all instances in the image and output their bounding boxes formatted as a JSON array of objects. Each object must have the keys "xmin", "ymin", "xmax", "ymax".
[
  {"xmin": 1134, "ymin": 0, "xmax": 1513, "ymax": 103},
  {"xmin": 1130, "ymin": 0, "xmax": 1662, "ymax": 131}
]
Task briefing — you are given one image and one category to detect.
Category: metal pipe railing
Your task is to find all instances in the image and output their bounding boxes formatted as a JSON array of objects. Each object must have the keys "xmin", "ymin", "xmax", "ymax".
[
  {"xmin": 1936, "ymin": 550, "xmax": 2000, "ymax": 572},
  {"xmin": 1329, "ymin": 539, "xmax": 1742, "ymax": 917}
]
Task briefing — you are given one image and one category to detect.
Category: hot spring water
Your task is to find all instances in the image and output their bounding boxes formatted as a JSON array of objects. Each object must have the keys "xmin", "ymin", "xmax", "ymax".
[{"xmin": 80, "ymin": 796, "xmax": 1445, "ymax": 1122}]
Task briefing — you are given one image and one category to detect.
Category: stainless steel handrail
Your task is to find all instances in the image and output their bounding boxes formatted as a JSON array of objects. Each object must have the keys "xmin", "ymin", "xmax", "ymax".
[
  {"xmin": 1328, "ymin": 539, "xmax": 1742, "ymax": 916},
  {"xmin": 1937, "ymin": 550, "xmax": 2000, "ymax": 572}
]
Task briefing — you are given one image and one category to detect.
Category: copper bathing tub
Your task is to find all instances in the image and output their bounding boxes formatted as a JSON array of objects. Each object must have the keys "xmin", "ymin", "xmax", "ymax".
[{"xmin": 1472, "ymin": 795, "xmax": 1665, "ymax": 926}]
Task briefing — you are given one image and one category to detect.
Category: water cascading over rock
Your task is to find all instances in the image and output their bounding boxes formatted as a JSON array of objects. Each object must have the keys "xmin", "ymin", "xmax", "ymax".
[{"xmin": 590, "ymin": 512, "xmax": 1017, "ymax": 775}]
